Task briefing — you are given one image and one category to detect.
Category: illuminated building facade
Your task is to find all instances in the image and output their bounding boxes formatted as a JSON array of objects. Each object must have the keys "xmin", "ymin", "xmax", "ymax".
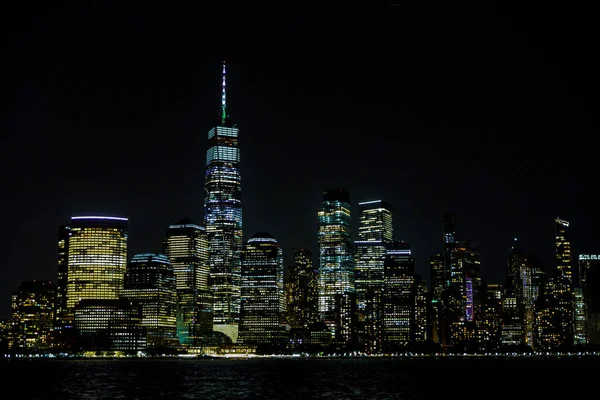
[
  {"xmin": 414, "ymin": 278, "xmax": 429, "ymax": 343},
  {"xmin": 8, "ymin": 280, "xmax": 55, "ymax": 350},
  {"xmin": 475, "ymin": 283, "xmax": 502, "ymax": 350},
  {"xmin": 74, "ymin": 299, "xmax": 146, "ymax": 352},
  {"xmin": 500, "ymin": 285, "xmax": 524, "ymax": 346},
  {"xmin": 382, "ymin": 241, "xmax": 415, "ymax": 351},
  {"xmin": 552, "ymin": 217, "xmax": 573, "ymax": 346},
  {"xmin": 573, "ymin": 287, "xmax": 586, "ymax": 345},
  {"xmin": 354, "ymin": 200, "xmax": 393, "ymax": 352},
  {"xmin": 317, "ymin": 188, "xmax": 354, "ymax": 336},
  {"xmin": 162, "ymin": 218, "xmax": 211, "ymax": 345},
  {"xmin": 239, "ymin": 233, "xmax": 284, "ymax": 345},
  {"xmin": 120, "ymin": 253, "xmax": 177, "ymax": 348},
  {"xmin": 285, "ymin": 249, "xmax": 318, "ymax": 329},
  {"xmin": 446, "ymin": 241, "xmax": 482, "ymax": 345},
  {"xmin": 54, "ymin": 225, "xmax": 70, "ymax": 333},
  {"xmin": 203, "ymin": 62, "xmax": 243, "ymax": 342},
  {"xmin": 507, "ymin": 238, "xmax": 545, "ymax": 347},
  {"xmin": 429, "ymin": 254, "xmax": 445, "ymax": 344},
  {"xmin": 533, "ymin": 278, "xmax": 564, "ymax": 351},
  {"xmin": 579, "ymin": 254, "xmax": 600, "ymax": 344},
  {"xmin": 65, "ymin": 216, "xmax": 128, "ymax": 314}
]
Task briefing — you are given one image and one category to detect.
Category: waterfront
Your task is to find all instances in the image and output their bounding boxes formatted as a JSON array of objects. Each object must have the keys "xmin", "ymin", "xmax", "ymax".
[{"xmin": 0, "ymin": 357, "xmax": 592, "ymax": 399}]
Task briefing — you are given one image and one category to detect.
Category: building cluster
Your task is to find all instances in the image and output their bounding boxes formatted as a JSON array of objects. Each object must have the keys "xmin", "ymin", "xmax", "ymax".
[{"xmin": 1, "ymin": 63, "xmax": 599, "ymax": 356}]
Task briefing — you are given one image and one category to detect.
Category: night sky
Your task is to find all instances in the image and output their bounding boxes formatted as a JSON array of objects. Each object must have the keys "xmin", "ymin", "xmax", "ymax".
[{"xmin": 2, "ymin": 2, "xmax": 598, "ymax": 319}]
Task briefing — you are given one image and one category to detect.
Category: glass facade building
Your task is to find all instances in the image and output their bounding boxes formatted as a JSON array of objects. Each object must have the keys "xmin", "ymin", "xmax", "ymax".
[
  {"xmin": 162, "ymin": 218, "xmax": 211, "ymax": 345},
  {"xmin": 354, "ymin": 200, "xmax": 393, "ymax": 310},
  {"xmin": 317, "ymin": 189, "xmax": 354, "ymax": 335},
  {"xmin": 203, "ymin": 61, "xmax": 243, "ymax": 343},
  {"xmin": 383, "ymin": 241, "xmax": 415, "ymax": 350},
  {"xmin": 120, "ymin": 253, "xmax": 177, "ymax": 348},
  {"xmin": 239, "ymin": 233, "xmax": 284, "ymax": 345}
]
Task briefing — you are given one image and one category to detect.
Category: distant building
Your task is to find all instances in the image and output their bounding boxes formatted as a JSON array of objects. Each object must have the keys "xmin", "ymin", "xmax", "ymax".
[
  {"xmin": 579, "ymin": 254, "xmax": 600, "ymax": 344},
  {"xmin": 354, "ymin": 200, "xmax": 393, "ymax": 352},
  {"xmin": 382, "ymin": 241, "xmax": 415, "ymax": 351},
  {"xmin": 65, "ymin": 215, "xmax": 128, "ymax": 339},
  {"xmin": 75, "ymin": 299, "xmax": 145, "ymax": 352},
  {"xmin": 8, "ymin": 280, "xmax": 55, "ymax": 350},
  {"xmin": 239, "ymin": 232, "xmax": 285, "ymax": 346},
  {"xmin": 163, "ymin": 218, "xmax": 211, "ymax": 345},
  {"xmin": 317, "ymin": 188, "xmax": 354, "ymax": 338},
  {"xmin": 203, "ymin": 61, "xmax": 243, "ymax": 343},
  {"xmin": 285, "ymin": 249, "xmax": 318, "ymax": 329},
  {"xmin": 120, "ymin": 253, "xmax": 178, "ymax": 348}
]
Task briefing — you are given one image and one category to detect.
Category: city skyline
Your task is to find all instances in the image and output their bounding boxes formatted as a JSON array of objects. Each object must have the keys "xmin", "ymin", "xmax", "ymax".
[{"xmin": 2, "ymin": 2, "xmax": 599, "ymax": 321}]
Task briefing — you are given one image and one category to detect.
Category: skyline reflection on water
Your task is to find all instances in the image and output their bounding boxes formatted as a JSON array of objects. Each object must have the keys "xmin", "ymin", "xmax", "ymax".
[{"xmin": 0, "ymin": 357, "xmax": 589, "ymax": 399}]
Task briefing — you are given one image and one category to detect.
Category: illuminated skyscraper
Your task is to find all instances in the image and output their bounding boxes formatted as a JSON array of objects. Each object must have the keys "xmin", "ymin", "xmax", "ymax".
[
  {"xmin": 354, "ymin": 200, "xmax": 393, "ymax": 309},
  {"xmin": 382, "ymin": 241, "xmax": 415, "ymax": 351},
  {"xmin": 203, "ymin": 61, "xmax": 243, "ymax": 342},
  {"xmin": 120, "ymin": 253, "xmax": 178, "ymax": 348},
  {"xmin": 65, "ymin": 216, "xmax": 128, "ymax": 314},
  {"xmin": 354, "ymin": 200, "xmax": 393, "ymax": 352},
  {"xmin": 239, "ymin": 233, "xmax": 284, "ymax": 345},
  {"xmin": 506, "ymin": 238, "xmax": 545, "ymax": 347},
  {"xmin": 317, "ymin": 188, "xmax": 354, "ymax": 336},
  {"xmin": 552, "ymin": 217, "xmax": 573, "ymax": 346},
  {"xmin": 163, "ymin": 218, "xmax": 211, "ymax": 345},
  {"xmin": 554, "ymin": 218, "xmax": 573, "ymax": 293}
]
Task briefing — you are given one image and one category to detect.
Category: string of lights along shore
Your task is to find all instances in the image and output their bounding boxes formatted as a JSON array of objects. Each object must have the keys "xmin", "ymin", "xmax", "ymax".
[{"xmin": 3, "ymin": 63, "xmax": 600, "ymax": 358}]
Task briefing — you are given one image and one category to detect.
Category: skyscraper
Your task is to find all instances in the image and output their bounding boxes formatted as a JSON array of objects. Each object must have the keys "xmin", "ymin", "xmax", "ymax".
[
  {"xmin": 203, "ymin": 61, "xmax": 243, "ymax": 342},
  {"xmin": 354, "ymin": 200, "xmax": 393, "ymax": 309},
  {"xmin": 162, "ymin": 218, "xmax": 211, "ymax": 346},
  {"xmin": 65, "ymin": 216, "xmax": 128, "ymax": 314},
  {"xmin": 383, "ymin": 241, "xmax": 415, "ymax": 350},
  {"xmin": 354, "ymin": 200, "xmax": 393, "ymax": 352},
  {"xmin": 579, "ymin": 254, "xmax": 600, "ymax": 344},
  {"xmin": 54, "ymin": 225, "xmax": 70, "ymax": 332},
  {"xmin": 553, "ymin": 217, "xmax": 573, "ymax": 346},
  {"xmin": 239, "ymin": 232, "xmax": 285, "ymax": 346},
  {"xmin": 120, "ymin": 253, "xmax": 178, "ymax": 348},
  {"xmin": 285, "ymin": 249, "xmax": 319, "ymax": 329},
  {"xmin": 317, "ymin": 188, "xmax": 354, "ymax": 336}
]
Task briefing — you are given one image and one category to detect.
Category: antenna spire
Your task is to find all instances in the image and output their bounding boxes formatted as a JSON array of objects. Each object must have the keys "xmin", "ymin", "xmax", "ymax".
[{"xmin": 221, "ymin": 61, "xmax": 227, "ymax": 124}]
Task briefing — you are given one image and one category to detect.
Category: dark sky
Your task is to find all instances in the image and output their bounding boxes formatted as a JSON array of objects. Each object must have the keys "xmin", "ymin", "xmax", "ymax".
[{"xmin": 1, "ymin": 1, "xmax": 599, "ymax": 319}]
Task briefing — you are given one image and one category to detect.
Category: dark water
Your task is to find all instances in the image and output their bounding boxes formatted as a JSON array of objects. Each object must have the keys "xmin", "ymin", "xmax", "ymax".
[{"xmin": 0, "ymin": 357, "xmax": 592, "ymax": 399}]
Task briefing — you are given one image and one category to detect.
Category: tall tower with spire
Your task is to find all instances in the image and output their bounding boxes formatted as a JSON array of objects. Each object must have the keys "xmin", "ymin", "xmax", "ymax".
[{"xmin": 203, "ymin": 61, "xmax": 243, "ymax": 342}]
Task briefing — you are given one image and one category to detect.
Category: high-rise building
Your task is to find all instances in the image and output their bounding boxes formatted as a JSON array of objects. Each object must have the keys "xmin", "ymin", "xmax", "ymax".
[
  {"xmin": 285, "ymin": 249, "xmax": 318, "ymax": 329},
  {"xmin": 162, "ymin": 218, "xmax": 211, "ymax": 345},
  {"xmin": 354, "ymin": 200, "xmax": 393, "ymax": 309},
  {"xmin": 54, "ymin": 225, "xmax": 70, "ymax": 332},
  {"xmin": 579, "ymin": 254, "xmax": 600, "ymax": 344},
  {"xmin": 120, "ymin": 253, "xmax": 178, "ymax": 348},
  {"xmin": 475, "ymin": 283, "xmax": 503, "ymax": 351},
  {"xmin": 354, "ymin": 200, "xmax": 393, "ymax": 352},
  {"xmin": 203, "ymin": 61, "xmax": 243, "ymax": 342},
  {"xmin": 382, "ymin": 241, "xmax": 415, "ymax": 351},
  {"xmin": 317, "ymin": 188, "xmax": 354, "ymax": 336},
  {"xmin": 552, "ymin": 217, "xmax": 573, "ymax": 346},
  {"xmin": 65, "ymin": 216, "xmax": 128, "ymax": 315},
  {"xmin": 8, "ymin": 280, "xmax": 55, "ymax": 350},
  {"xmin": 506, "ymin": 238, "xmax": 545, "ymax": 347},
  {"xmin": 239, "ymin": 232, "xmax": 284, "ymax": 346}
]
